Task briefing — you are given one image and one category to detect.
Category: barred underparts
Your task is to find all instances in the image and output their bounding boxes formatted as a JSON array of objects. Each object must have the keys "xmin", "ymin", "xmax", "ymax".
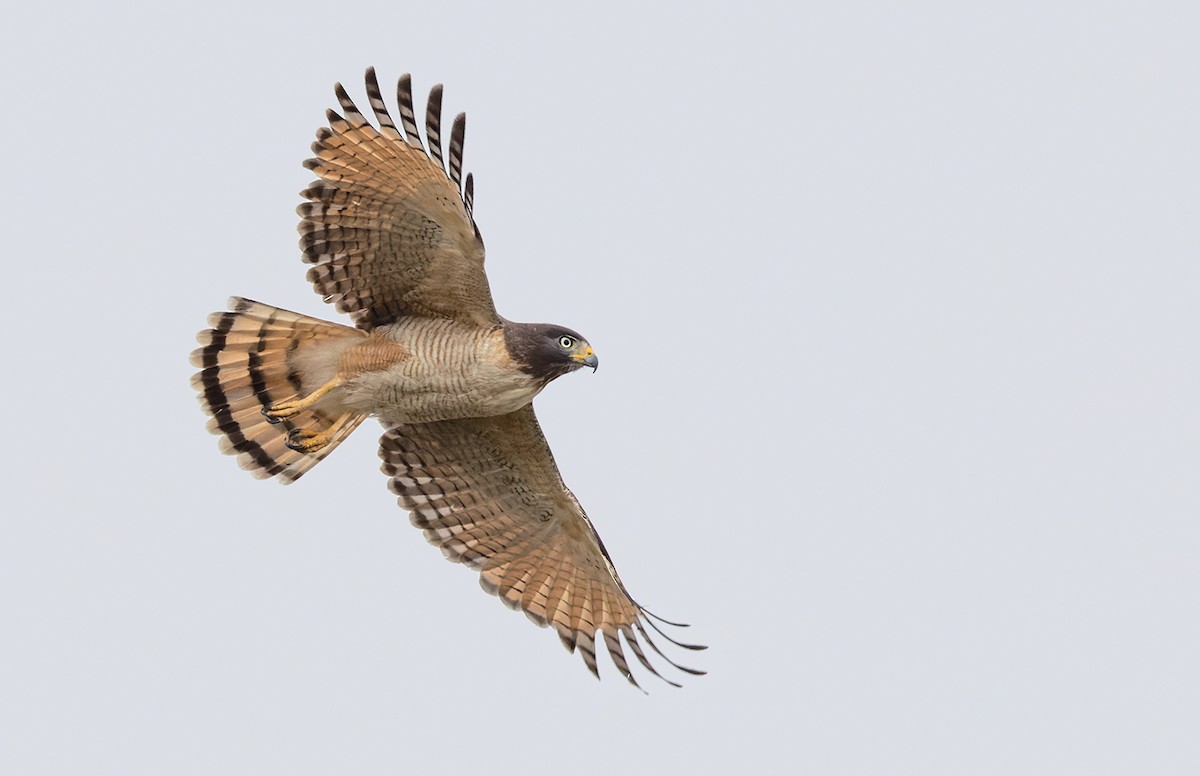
[{"xmin": 190, "ymin": 68, "xmax": 703, "ymax": 690}]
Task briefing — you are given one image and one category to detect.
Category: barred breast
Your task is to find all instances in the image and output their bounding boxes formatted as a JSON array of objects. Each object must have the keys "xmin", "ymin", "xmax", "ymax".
[{"xmin": 330, "ymin": 318, "xmax": 544, "ymax": 423}]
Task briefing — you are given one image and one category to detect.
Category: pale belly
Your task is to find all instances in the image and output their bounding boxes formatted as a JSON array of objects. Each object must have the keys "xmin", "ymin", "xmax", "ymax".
[
  {"xmin": 340, "ymin": 365, "xmax": 544, "ymax": 423},
  {"xmin": 328, "ymin": 321, "xmax": 545, "ymax": 424}
]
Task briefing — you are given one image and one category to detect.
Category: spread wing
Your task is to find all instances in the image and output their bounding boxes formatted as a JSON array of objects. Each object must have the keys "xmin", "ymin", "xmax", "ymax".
[
  {"xmin": 378, "ymin": 406, "xmax": 705, "ymax": 689},
  {"xmin": 299, "ymin": 68, "xmax": 499, "ymax": 330}
]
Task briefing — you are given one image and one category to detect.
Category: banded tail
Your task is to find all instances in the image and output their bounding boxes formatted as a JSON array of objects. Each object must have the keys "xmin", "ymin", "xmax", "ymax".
[{"xmin": 190, "ymin": 297, "xmax": 369, "ymax": 483}]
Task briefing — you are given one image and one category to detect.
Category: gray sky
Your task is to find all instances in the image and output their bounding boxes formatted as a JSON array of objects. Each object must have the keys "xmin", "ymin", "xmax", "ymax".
[{"xmin": 3, "ymin": 2, "xmax": 1198, "ymax": 773}]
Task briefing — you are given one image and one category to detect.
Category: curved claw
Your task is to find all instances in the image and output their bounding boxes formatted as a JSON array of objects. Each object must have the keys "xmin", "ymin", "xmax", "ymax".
[{"xmin": 286, "ymin": 428, "xmax": 330, "ymax": 454}]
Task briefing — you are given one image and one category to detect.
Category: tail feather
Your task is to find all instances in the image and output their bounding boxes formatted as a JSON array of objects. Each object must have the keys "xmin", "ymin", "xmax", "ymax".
[{"xmin": 191, "ymin": 297, "xmax": 369, "ymax": 483}]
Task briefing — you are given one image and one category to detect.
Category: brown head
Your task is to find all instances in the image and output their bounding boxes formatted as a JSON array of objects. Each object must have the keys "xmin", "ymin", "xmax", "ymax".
[{"xmin": 503, "ymin": 321, "xmax": 598, "ymax": 384}]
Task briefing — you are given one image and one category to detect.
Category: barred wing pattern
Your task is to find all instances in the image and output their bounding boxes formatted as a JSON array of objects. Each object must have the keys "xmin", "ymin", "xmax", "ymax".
[
  {"xmin": 300, "ymin": 68, "xmax": 499, "ymax": 330},
  {"xmin": 379, "ymin": 407, "xmax": 705, "ymax": 689}
]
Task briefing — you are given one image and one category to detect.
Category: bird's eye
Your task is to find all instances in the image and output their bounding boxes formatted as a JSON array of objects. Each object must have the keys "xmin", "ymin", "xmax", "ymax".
[{"xmin": 558, "ymin": 335, "xmax": 576, "ymax": 349}]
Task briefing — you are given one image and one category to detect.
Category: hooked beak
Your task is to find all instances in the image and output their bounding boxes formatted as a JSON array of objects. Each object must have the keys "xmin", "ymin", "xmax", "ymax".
[{"xmin": 572, "ymin": 347, "xmax": 598, "ymax": 372}]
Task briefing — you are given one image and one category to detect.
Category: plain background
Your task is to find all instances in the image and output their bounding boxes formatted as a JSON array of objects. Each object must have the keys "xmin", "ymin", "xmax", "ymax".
[{"xmin": 3, "ymin": 2, "xmax": 1197, "ymax": 773}]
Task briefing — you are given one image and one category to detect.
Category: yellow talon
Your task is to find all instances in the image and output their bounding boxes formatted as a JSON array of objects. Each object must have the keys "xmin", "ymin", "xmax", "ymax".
[
  {"xmin": 263, "ymin": 378, "xmax": 343, "ymax": 422},
  {"xmin": 286, "ymin": 428, "xmax": 331, "ymax": 454}
]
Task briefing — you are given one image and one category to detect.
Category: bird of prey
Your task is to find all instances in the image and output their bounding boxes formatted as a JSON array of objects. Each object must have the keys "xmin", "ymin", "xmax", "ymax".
[{"xmin": 190, "ymin": 69, "xmax": 703, "ymax": 689}]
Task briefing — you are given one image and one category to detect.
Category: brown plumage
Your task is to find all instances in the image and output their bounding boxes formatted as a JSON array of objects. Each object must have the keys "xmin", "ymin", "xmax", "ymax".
[
  {"xmin": 190, "ymin": 298, "xmax": 368, "ymax": 483},
  {"xmin": 190, "ymin": 68, "xmax": 703, "ymax": 689}
]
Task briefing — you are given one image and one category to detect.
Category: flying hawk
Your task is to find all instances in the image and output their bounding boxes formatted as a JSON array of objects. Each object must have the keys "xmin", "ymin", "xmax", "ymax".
[{"xmin": 190, "ymin": 69, "xmax": 703, "ymax": 689}]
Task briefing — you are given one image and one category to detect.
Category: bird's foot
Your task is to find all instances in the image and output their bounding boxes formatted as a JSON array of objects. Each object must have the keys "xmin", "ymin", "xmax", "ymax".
[
  {"xmin": 285, "ymin": 427, "xmax": 331, "ymax": 454},
  {"xmin": 262, "ymin": 400, "xmax": 302, "ymax": 424},
  {"xmin": 262, "ymin": 378, "xmax": 343, "ymax": 423}
]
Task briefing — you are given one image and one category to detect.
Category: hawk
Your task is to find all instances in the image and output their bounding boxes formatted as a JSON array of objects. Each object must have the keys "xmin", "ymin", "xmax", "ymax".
[{"xmin": 190, "ymin": 69, "xmax": 703, "ymax": 689}]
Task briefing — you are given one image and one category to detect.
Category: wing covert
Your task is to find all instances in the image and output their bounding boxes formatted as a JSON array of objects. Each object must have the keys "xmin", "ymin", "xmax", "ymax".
[
  {"xmin": 378, "ymin": 406, "xmax": 704, "ymax": 689},
  {"xmin": 299, "ymin": 68, "xmax": 498, "ymax": 330}
]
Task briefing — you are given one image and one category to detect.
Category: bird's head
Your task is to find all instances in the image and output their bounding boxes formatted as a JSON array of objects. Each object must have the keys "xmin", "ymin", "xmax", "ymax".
[{"xmin": 504, "ymin": 322, "xmax": 598, "ymax": 383}]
